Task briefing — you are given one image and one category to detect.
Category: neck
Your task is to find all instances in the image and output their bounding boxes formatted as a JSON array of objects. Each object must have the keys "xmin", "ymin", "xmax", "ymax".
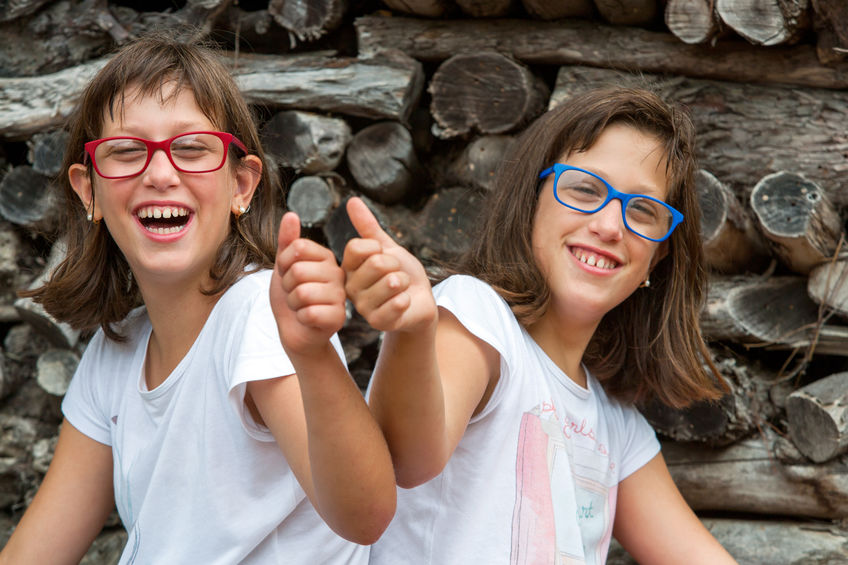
[{"xmin": 525, "ymin": 308, "xmax": 600, "ymax": 388}]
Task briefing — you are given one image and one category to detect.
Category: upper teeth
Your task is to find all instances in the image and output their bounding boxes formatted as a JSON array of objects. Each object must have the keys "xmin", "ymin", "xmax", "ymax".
[
  {"xmin": 572, "ymin": 248, "xmax": 617, "ymax": 269},
  {"xmin": 137, "ymin": 206, "xmax": 189, "ymax": 219}
]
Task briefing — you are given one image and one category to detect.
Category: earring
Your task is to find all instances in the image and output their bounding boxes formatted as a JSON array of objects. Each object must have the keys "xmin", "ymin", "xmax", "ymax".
[
  {"xmin": 639, "ymin": 277, "xmax": 651, "ymax": 288},
  {"xmin": 239, "ymin": 206, "xmax": 246, "ymax": 215},
  {"xmin": 87, "ymin": 213, "xmax": 93, "ymax": 221}
]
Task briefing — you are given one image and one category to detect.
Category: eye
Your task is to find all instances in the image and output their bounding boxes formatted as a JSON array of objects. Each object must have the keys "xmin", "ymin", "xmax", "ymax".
[
  {"xmin": 100, "ymin": 140, "xmax": 146, "ymax": 161},
  {"xmin": 627, "ymin": 198, "xmax": 663, "ymax": 223}
]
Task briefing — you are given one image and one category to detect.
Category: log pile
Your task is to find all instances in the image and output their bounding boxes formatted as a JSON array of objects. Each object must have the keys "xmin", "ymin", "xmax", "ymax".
[{"xmin": 2, "ymin": 0, "xmax": 848, "ymax": 562}]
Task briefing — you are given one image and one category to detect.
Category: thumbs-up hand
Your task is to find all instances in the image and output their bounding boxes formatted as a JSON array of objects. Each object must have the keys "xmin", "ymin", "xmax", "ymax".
[
  {"xmin": 342, "ymin": 197, "xmax": 437, "ymax": 333},
  {"xmin": 270, "ymin": 211, "xmax": 347, "ymax": 356}
]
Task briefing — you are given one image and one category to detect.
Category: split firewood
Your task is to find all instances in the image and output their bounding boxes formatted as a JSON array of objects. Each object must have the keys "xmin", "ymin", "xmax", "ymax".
[
  {"xmin": 662, "ymin": 431, "xmax": 848, "ymax": 519},
  {"xmin": 0, "ymin": 166, "xmax": 56, "ymax": 230},
  {"xmin": 380, "ymin": 0, "xmax": 449, "ymax": 17},
  {"xmin": 609, "ymin": 518, "xmax": 848, "ymax": 564},
  {"xmin": 216, "ymin": 8, "xmax": 292, "ymax": 55},
  {"xmin": 429, "ymin": 51, "xmax": 548, "ymax": 139},
  {"xmin": 548, "ymin": 65, "xmax": 848, "ymax": 208},
  {"xmin": 354, "ymin": 14, "xmax": 848, "ymax": 89},
  {"xmin": 413, "ymin": 186, "xmax": 484, "ymax": 261},
  {"xmin": 448, "ymin": 135, "xmax": 513, "ymax": 192},
  {"xmin": 521, "ymin": 0, "xmax": 593, "ymax": 19},
  {"xmin": 456, "ymin": 0, "xmax": 514, "ymax": 18},
  {"xmin": 808, "ymin": 257, "xmax": 848, "ymax": 320},
  {"xmin": 716, "ymin": 0, "xmax": 810, "ymax": 46},
  {"xmin": 594, "ymin": 0, "xmax": 659, "ymax": 26},
  {"xmin": 697, "ymin": 169, "xmax": 768, "ymax": 274},
  {"xmin": 14, "ymin": 240, "xmax": 80, "ymax": 349},
  {"xmin": 786, "ymin": 371, "xmax": 848, "ymax": 463},
  {"xmin": 322, "ymin": 196, "xmax": 413, "ymax": 262},
  {"xmin": 261, "ymin": 110, "xmax": 351, "ymax": 174},
  {"xmin": 665, "ymin": 0, "xmax": 725, "ymax": 45},
  {"xmin": 287, "ymin": 175, "xmax": 340, "ymax": 229},
  {"xmin": 346, "ymin": 121, "xmax": 423, "ymax": 205},
  {"xmin": 35, "ymin": 349, "xmax": 79, "ymax": 397},
  {"xmin": 267, "ymin": 0, "xmax": 345, "ymax": 43},
  {"xmin": 749, "ymin": 171, "xmax": 842, "ymax": 275},
  {"xmin": 812, "ymin": 0, "xmax": 848, "ymax": 64},
  {"xmin": 640, "ymin": 351, "xmax": 777, "ymax": 446}
]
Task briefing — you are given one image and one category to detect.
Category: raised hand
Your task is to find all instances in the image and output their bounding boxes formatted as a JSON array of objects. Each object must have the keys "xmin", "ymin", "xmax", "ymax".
[
  {"xmin": 342, "ymin": 197, "xmax": 437, "ymax": 333},
  {"xmin": 270, "ymin": 211, "xmax": 347, "ymax": 356}
]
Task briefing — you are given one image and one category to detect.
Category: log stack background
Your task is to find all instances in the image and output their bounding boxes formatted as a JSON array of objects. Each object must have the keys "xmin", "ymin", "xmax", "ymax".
[{"xmin": 2, "ymin": 0, "xmax": 848, "ymax": 563}]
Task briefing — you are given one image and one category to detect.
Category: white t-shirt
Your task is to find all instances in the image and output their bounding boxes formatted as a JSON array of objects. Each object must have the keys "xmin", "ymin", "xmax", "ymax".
[
  {"xmin": 370, "ymin": 275, "xmax": 660, "ymax": 565},
  {"xmin": 62, "ymin": 269, "xmax": 368, "ymax": 565}
]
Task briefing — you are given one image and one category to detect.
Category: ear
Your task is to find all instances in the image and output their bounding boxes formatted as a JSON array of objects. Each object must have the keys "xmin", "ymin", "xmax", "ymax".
[
  {"xmin": 649, "ymin": 240, "xmax": 669, "ymax": 270},
  {"xmin": 231, "ymin": 155, "xmax": 262, "ymax": 215},
  {"xmin": 69, "ymin": 163, "xmax": 102, "ymax": 222}
]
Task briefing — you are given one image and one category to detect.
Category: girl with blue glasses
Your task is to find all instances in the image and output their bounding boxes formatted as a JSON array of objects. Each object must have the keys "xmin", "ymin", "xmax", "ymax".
[{"xmin": 343, "ymin": 86, "xmax": 736, "ymax": 564}]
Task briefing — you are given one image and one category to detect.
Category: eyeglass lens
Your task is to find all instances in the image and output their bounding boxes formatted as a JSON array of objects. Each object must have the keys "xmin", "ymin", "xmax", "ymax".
[
  {"xmin": 93, "ymin": 133, "xmax": 227, "ymax": 177},
  {"xmin": 555, "ymin": 169, "xmax": 673, "ymax": 240}
]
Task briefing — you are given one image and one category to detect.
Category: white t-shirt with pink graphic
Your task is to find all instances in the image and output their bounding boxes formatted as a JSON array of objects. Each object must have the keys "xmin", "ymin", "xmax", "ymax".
[{"xmin": 369, "ymin": 275, "xmax": 660, "ymax": 565}]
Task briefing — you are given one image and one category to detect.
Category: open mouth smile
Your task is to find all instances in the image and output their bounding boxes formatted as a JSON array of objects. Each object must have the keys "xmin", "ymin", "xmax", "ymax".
[
  {"xmin": 136, "ymin": 206, "xmax": 191, "ymax": 235},
  {"xmin": 570, "ymin": 246, "xmax": 619, "ymax": 270}
]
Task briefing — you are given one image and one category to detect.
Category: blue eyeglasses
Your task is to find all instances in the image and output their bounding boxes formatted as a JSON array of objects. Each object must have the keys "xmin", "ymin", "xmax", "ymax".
[{"xmin": 539, "ymin": 164, "xmax": 683, "ymax": 242}]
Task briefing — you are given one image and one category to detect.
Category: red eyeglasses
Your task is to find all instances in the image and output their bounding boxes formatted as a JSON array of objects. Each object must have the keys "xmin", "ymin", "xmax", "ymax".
[{"xmin": 84, "ymin": 131, "xmax": 248, "ymax": 179}]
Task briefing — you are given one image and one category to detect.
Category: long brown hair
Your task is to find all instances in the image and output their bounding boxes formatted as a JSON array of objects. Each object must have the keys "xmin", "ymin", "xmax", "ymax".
[
  {"xmin": 22, "ymin": 32, "xmax": 283, "ymax": 341},
  {"xmin": 456, "ymin": 86, "xmax": 726, "ymax": 408}
]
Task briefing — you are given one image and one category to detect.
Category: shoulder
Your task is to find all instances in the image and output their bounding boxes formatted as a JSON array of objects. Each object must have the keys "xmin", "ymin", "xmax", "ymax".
[{"xmin": 434, "ymin": 275, "xmax": 511, "ymax": 312}]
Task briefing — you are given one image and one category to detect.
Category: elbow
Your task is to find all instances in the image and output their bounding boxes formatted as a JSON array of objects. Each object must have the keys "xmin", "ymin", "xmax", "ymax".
[
  {"xmin": 394, "ymin": 457, "xmax": 446, "ymax": 489},
  {"xmin": 336, "ymin": 496, "xmax": 397, "ymax": 546}
]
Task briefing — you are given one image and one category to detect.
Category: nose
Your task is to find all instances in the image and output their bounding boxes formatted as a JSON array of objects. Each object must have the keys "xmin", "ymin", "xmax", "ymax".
[
  {"xmin": 587, "ymin": 198, "xmax": 625, "ymax": 241},
  {"xmin": 142, "ymin": 147, "xmax": 180, "ymax": 190}
]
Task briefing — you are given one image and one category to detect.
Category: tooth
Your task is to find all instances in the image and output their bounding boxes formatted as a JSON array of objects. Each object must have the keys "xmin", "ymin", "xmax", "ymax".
[
  {"xmin": 597, "ymin": 258, "xmax": 606, "ymax": 269},
  {"xmin": 153, "ymin": 209, "xmax": 161, "ymax": 219},
  {"xmin": 587, "ymin": 256, "xmax": 596, "ymax": 267},
  {"xmin": 162, "ymin": 209, "xmax": 172, "ymax": 219}
]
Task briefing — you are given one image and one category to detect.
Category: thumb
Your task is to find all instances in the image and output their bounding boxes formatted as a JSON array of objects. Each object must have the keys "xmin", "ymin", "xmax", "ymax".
[
  {"xmin": 277, "ymin": 211, "xmax": 301, "ymax": 251},
  {"xmin": 346, "ymin": 197, "xmax": 394, "ymax": 246}
]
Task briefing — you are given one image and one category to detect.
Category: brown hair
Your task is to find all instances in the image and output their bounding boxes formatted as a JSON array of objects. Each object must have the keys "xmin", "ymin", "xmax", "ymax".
[
  {"xmin": 455, "ymin": 86, "xmax": 726, "ymax": 408},
  {"xmin": 22, "ymin": 32, "xmax": 283, "ymax": 341}
]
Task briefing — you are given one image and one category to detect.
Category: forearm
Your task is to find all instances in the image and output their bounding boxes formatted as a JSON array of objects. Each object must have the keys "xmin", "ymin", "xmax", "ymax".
[{"xmin": 290, "ymin": 344, "xmax": 396, "ymax": 544}]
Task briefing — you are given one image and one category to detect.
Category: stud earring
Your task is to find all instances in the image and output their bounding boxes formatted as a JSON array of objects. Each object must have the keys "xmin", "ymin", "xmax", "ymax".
[
  {"xmin": 87, "ymin": 213, "xmax": 93, "ymax": 221},
  {"xmin": 239, "ymin": 206, "xmax": 246, "ymax": 215},
  {"xmin": 639, "ymin": 277, "xmax": 651, "ymax": 288}
]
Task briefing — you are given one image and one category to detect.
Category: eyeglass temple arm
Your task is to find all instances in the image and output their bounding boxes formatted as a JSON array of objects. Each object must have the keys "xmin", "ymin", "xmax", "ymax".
[{"xmin": 539, "ymin": 166, "xmax": 556, "ymax": 180}]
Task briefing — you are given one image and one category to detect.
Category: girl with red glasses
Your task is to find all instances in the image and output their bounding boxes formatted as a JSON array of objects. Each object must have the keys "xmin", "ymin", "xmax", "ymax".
[
  {"xmin": 0, "ymin": 33, "xmax": 395, "ymax": 564},
  {"xmin": 343, "ymin": 87, "xmax": 737, "ymax": 564}
]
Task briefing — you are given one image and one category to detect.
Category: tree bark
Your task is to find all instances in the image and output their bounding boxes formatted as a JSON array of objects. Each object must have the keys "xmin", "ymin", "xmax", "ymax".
[
  {"xmin": 716, "ymin": 0, "xmax": 810, "ymax": 46},
  {"xmin": 812, "ymin": 0, "xmax": 848, "ymax": 63},
  {"xmin": 786, "ymin": 371, "xmax": 848, "ymax": 463},
  {"xmin": 429, "ymin": 51, "xmax": 548, "ymax": 139},
  {"xmin": 594, "ymin": 0, "xmax": 659, "ymax": 26},
  {"xmin": 380, "ymin": 0, "xmax": 450, "ymax": 17},
  {"xmin": 267, "ymin": 0, "xmax": 346, "ymax": 42},
  {"xmin": 749, "ymin": 171, "xmax": 843, "ymax": 275},
  {"xmin": 261, "ymin": 110, "xmax": 351, "ymax": 174},
  {"xmin": 665, "ymin": 0, "xmax": 724, "ymax": 44},
  {"xmin": 354, "ymin": 14, "xmax": 848, "ymax": 89},
  {"xmin": 521, "ymin": 0, "xmax": 594, "ymax": 19},
  {"xmin": 456, "ymin": 0, "xmax": 515, "ymax": 18}
]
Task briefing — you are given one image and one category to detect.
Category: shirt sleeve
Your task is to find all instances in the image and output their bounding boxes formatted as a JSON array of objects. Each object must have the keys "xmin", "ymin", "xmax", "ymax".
[
  {"xmin": 615, "ymin": 404, "xmax": 661, "ymax": 481},
  {"xmin": 61, "ymin": 330, "xmax": 114, "ymax": 447}
]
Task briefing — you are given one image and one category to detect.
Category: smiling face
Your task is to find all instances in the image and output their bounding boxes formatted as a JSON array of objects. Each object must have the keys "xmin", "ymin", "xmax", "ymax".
[
  {"xmin": 531, "ymin": 123, "xmax": 669, "ymax": 330},
  {"xmin": 69, "ymin": 83, "xmax": 260, "ymax": 293}
]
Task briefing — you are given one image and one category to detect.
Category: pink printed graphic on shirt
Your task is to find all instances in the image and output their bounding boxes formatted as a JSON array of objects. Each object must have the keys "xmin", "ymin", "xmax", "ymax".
[{"xmin": 511, "ymin": 407, "xmax": 613, "ymax": 565}]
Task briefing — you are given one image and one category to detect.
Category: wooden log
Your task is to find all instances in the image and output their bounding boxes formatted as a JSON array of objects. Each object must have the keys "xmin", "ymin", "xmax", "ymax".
[
  {"xmin": 786, "ymin": 372, "xmax": 848, "ymax": 463},
  {"xmin": 547, "ymin": 65, "xmax": 848, "ymax": 209},
  {"xmin": 521, "ymin": 0, "xmax": 594, "ymax": 19},
  {"xmin": 232, "ymin": 50, "xmax": 425, "ymax": 124},
  {"xmin": 267, "ymin": 0, "xmax": 345, "ymax": 42},
  {"xmin": 35, "ymin": 349, "xmax": 79, "ymax": 397},
  {"xmin": 594, "ymin": 0, "xmax": 659, "ymax": 26},
  {"xmin": 1, "ymin": 0, "xmax": 53, "ymax": 21},
  {"xmin": 0, "ymin": 50, "xmax": 424, "ymax": 139},
  {"xmin": 28, "ymin": 130, "xmax": 69, "ymax": 177},
  {"xmin": 665, "ymin": 0, "xmax": 724, "ymax": 45},
  {"xmin": 640, "ymin": 351, "xmax": 778, "ymax": 446},
  {"xmin": 456, "ymin": 0, "xmax": 515, "ymax": 18},
  {"xmin": 0, "ymin": 223, "xmax": 22, "ymax": 310},
  {"xmin": 448, "ymin": 135, "xmax": 514, "ymax": 192},
  {"xmin": 0, "ymin": 166, "xmax": 55, "ymax": 229},
  {"xmin": 697, "ymin": 169, "xmax": 768, "ymax": 274},
  {"xmin": 608, "ymin": 518, "xmax": 848, "ymax": 565},
  {"xmin": 322, "ymin": 196, "xmax": 413, "ymax": 262},
  {"xmin": 663, "ymin": 432, "xmax": 848, "ymax": 518},
  {"xmin": 261, "ymin": 110, "xmax": 351, "ymax": 174},
  {"xmin": 214, "ymin": 8, "xmax": 293, "ymax": 55},
  {"xmin": 808, "ymin": 258, "xmax": 848, "ymax": 320},
  {"xmin": 701, "ymin": 275, "xmax": 820, "ymax": 347},
  {"xmin": 354, "ymin": 14, "xmax": 848, "ymax": 89},
  {"xmin": 286, "ymin": 175, "xmax": 339, "ymax": 228},
  {"xmin": 749, "ymin": 171, "xmax": 843, "ymax": 275},
  {"xmin": 346, "ymin": 121, "xmax": 423, "ymax": 205},
  {"xmin": 380, "ymin": 0, "xmax": 450, "ymax": 17},
  {"xmin": 717, "ymin": 0, "xmax": 810, "ymax": 46},
  {"xmin": 812, "ymin": 0, "xmax": 848, "ymax": 64},
  {"xmin": 429, "ymin": 51, "xmax": 548, "ymax": 139},
  {"xmin": 413, "ymin": 186, "xmax": 483, "ymax": 261}
]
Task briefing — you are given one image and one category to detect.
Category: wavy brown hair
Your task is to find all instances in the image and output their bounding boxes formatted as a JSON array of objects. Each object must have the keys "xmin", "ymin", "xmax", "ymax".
[
  {"xmin": 455, "ymin": 86, "xmax": 726, "ymax": 408},
  {"xmin": 21, "ymin": 32, "xmax": 283, "ymax": 341}
]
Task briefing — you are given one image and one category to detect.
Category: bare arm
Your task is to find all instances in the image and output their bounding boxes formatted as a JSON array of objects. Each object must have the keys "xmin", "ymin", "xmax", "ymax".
[
  {"xmin": 249, "ymin": 211, "xmax": 395, "ymax": 545},
  {"xmin": 0, "ymin": 420, "xmax": 114, "ymax": 565},
  {"xmin": 342, "ymin": 197, "xmax": 499, "ymax": 488},
  {"xmin": 613, "ymin": 452, "xmax": 738, "ymax": 565}
]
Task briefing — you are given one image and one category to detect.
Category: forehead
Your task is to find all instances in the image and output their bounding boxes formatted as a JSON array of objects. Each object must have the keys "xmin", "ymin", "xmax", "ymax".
[{"xmin": 100, "ymin": 82, "xmax": 218, "ymax": 133}]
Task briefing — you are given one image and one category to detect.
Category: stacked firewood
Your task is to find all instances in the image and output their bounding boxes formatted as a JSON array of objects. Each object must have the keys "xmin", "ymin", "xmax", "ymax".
[{"xmin": 2, "ymin": 1, "xmax": 848, "ymax": 563}]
